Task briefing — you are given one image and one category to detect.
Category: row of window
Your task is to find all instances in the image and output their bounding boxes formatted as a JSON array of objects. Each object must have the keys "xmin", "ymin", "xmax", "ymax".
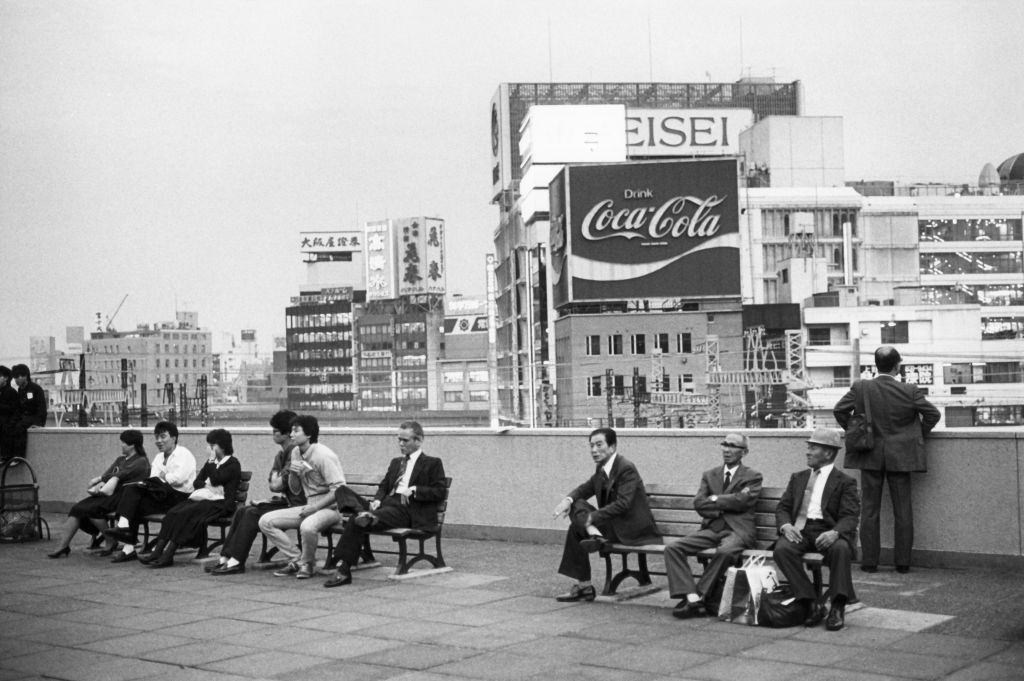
[
  {"xmin": 760, "ymin": 208, "xmax": 859, "ymax": 239},
  {"xmin": 919, "ymin": 218, "xmax": 1023, "ymax": 243},
  {"xmin": 442, "ymin": 368, "xmax": 489, "ymax": 384},
  {"xmin": 287, "ymin": 349, "xmax": 352, "ymax": 360},
  {"xmin": 833, "ymin": 362, "xmax": 1023, "ymax": 386},
  {"xmin": 290, "ymin": 399, "xmax": 354, "ymax": 410},
  {"xmin": 287, "ymin": 312, "xmax": 353, "ymax": 329},
  {"xmin": 89, "ymin": 343, "xmax": 208, "ymax": 355},
  {"xmin": 587, "ymin": 373, "xmax": 695, "ymax": 397},
  {"xmin": 586, "ymin": 332, "xmax": 693, "ymax": 356},
  {"xmin": 920, "ymin": 252, "xmax": 1022, "ymax": 276},
  {"xmin": 443, "ymin": 390, "xmax": 489, "ymax": 403},
  {"xmin": 289, "ymin": 331, "xmax": 353, "ymax": 344},
  {"xmin": 921, "ymin": 284, "xmax": 1024, "ymax": 307}
]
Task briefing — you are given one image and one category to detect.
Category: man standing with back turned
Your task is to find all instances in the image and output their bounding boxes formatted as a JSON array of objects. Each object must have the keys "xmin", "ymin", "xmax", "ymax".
[
  {"xmin": 551, "ymin": 427, "xmax": 659, "ymax": 603},
  {"xmin": 834, "ymin": 345, "xmax": 939, "ymax": 574}
]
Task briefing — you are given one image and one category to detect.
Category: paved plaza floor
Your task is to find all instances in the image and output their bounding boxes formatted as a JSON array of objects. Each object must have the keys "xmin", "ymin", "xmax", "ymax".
[{"xmin": 1, "ymin": 515, "xmax": 1022, "ymax": 681}]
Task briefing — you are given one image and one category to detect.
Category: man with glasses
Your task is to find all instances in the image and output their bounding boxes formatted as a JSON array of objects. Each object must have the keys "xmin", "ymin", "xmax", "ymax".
[
  {"xmin": 663, "ymin": 432, "xmax": 763, "ymax": 618},
  {"xmin": 324, "ymin": 420, "xmax": 446, "ymax": 588}
]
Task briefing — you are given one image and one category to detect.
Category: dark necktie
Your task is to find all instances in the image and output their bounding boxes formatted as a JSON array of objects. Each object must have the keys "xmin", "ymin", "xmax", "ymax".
[
  {"xmin": 723, "ymin": 470, "xmax": 731, "ymax": 491},
  {"xmin": 391, "ymin": 456, "xmax": 410, "ymax": 497},
  {"xmin": 794, "ymin": 469, "xmax": 821, "ymax": 531}
]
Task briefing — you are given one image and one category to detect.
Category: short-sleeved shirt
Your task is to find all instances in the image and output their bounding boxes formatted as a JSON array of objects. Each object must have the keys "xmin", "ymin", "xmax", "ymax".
[
  {"xmin": 287, "ymin": 443, "xmax": 345, "ymax": 498},
  {"xmin": 100, "ymin": 453, "xmax": 151, "ymax": 487}
]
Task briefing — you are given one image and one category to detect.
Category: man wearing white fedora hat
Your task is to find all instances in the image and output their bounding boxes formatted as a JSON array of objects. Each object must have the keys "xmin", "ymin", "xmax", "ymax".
[{"xmin": 773, "ymin": 428, "xmax": 860, "ymax": 632}]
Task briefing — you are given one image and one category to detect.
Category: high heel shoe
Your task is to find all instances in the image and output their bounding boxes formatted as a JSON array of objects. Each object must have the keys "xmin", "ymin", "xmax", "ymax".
[
  {"xmin": 97, "ymin": 544, "xmax": 117, "ymax": 557},
  {"xmin": 47, "ymin": 546, "xmax": 71, "ymax": 559}
]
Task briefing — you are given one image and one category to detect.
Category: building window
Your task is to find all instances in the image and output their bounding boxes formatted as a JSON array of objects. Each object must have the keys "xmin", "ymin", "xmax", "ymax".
[
  {"xmin": 586, "ymin": 335, "xmax": 601, "ymax": 356},
  {"xmin": 468, "ymin": 369, "xmax": 488, "ymax": 382},
  {"xmin": 901, "ymin": 363, "xmax": 934, "ymax": 385},
  {"xmin": 833, "ymin": 366, "xmax": 851, "ymax": 387},
  {"xmin": 469, "ymin": 390, "xmax": 488, "ymax": 402},
  {"xmin": 974, "ymin": 405, "xmax": 1024, "ymax": 426},
  {"xmin": 653, "ymin": 333, "xmax": 669, "ymax": 353},
  {"xmin": 808, "ymin": 327, "xmax": 831, "ymax": 346},
  {"xmin": 983, "ymin": 362, "xmax": 1022, "ymax": 384},
  {"xmin": 630, "ymin": 334, "xmax": 646, "ymax": 355},
  {"xmin": 676, "ymin": 333, "xmax": 692, "ymax": 353},
  {"xmin": 608, "ymin": 334, "xmax": 623, "ymax": 355},
  {"xmin": 612, "ymin": 374, "xmax": 625, "ymax": 396},
  {"xmin": 443, "ymin": 391, "xmax": 463, "ymax": 403},
  {"xmin": 880, "ymin": 321, "xmax": 909, "ymax": 344},
  {"xmin": 587, "ymin": 376, "xmax": 602, "ymax": 397},
  {"xmin": 678, "ymin": 374, "xmax": 695, "ymax": 392},
  {"xmin": 442, "ymin": 370, "xmax": 463, "ymax": 384}
]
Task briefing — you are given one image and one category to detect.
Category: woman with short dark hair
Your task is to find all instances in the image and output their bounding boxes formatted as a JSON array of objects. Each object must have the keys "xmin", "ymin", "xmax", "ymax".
[
  {"xmin": 140, "ymin": 428, "xmax": 242, "ymax": 568},
  {"xmin": 47, "ymin": 430, "xmax": 151, "ymax": 558}
]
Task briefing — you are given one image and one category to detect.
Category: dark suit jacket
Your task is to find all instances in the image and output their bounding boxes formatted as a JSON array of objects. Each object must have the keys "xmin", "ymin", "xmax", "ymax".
[
  {"xmin": 374, "ymin": 452, "xmax": 447, "ymax": 531},
  {"xmin": 693, "ymin": 463, "xmax": 763, "ymax": 547},
  {"xmin": 834, "ymin": 376, "xmax": 940, "ymax": 472},
  {"xmin": 568, "ymin": 455, "xmax": 659, "ymax": 545},
  {"xmin": 776, "ymin": 466, "xmax": 860, "ymax": 554}
]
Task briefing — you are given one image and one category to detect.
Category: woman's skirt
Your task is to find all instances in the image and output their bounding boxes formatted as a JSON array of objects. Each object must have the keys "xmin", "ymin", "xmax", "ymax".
[
  {"xmin": 159, "ymin": 499, "xmax": 231, "ymax": 546},
  {"xmin": 67, "ymin": 494, "xmax": 122, "ymax": 535}
]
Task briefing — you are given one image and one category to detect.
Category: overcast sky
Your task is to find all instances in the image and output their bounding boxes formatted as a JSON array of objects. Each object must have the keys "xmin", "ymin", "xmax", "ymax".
[{"xmin": 2, "ymin": 0, "xmax": 1022, "ymax": 365}]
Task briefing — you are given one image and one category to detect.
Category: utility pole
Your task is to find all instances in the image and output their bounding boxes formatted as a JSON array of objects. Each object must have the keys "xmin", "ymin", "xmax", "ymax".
[
  {"xmin": 632, "ymin": 367, "xmax": 642, "ymax": 427},
  {"xmin": 605, "ymin": 368, "xmax": 614, "ymax": 427}
]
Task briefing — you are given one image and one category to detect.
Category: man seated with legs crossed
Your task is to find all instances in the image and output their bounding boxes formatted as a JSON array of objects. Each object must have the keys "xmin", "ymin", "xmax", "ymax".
[
  {"xmin": 104, "ymin": 421, "xmax": 197, "ymax": 563},
  {"xmin": 665, "ymin": 432, "xmax": 763, "ymax": 619},
  {"xmin": 258, "ymin": 415, "xmax": 345, "ymax": 580},
  {"xmin": 773, "ymin": 428, "xmax": 861, "ymax": 632},
  {"xmin": 324, "ymin": 420, "xmax": 446, "ymax": 587},
  {"xmin": 552, "ymin": 427, "xmax": 660, "ymax": 602}
]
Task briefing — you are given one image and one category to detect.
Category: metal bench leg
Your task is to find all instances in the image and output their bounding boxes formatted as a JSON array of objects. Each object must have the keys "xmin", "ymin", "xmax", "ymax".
[{"xmin": 394, "ymin": 537, "xmax": 410, "ymax": 575}]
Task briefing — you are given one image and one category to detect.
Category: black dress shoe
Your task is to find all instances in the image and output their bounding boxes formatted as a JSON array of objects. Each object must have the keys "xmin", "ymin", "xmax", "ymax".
[
  {"xmin": 859, "ymin": 565, "xmax": 878, "ymax": 573},
  {"xmin": 672, "ymin": 600, "xmax": 708, "ymax": 619},
  {"xmin": 102, "ymin": 527, "xmax": 136, "ymax": 545},
  {"xmin": 555, "ymin": 584, "xmax": 597, "ymax": 602},
  {"xmin": 825, "ymin": 604, "xmax": 845, "ymax": 631},
  {"xmin": 47, "ymin": 546, "xmax": 71, "ymax": 559},
  {"xmin": 147, "ymin": 558, "xmax": 173, "ymax": 569},
  {"xmin": 211, "ymin": 563, "xmax": 245, "ymax": 576},
  {"xmin": 323, "ymin": 569, "xmax": 352, "ymax": 588},
  {"xmin": 896, "ymin": 565, "xmax": 910, "ymax": 574},
  {"xmin": 353, "ymin": 512, "xmax": 376, "ymax": 528},
  {"xmin": 97, "ymin": 545, "xmax": 117, "ymax": 557},
  {"xmin": 579, "ymin": 536, "xmax": 607, "ymax": 553},
  {"xmin": 111, "ymin": 551, "xmax": 137, "ymax": 563},
  {"xmin": 803, "ymin": 599, "xmax": 827, "ymax": 627},
  {"xmin": 204, "ymin": 561, "xmax": 224, "ymax": 573}
]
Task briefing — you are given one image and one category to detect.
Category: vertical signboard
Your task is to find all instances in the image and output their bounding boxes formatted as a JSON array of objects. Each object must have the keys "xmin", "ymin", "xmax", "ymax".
[
  {"xmin": 396, "ymin": 218, "xmax": 427, "ymax": 296},
  {"xmin": 423, "ymin": 218, "xmax": 446, "ymax": 294},
  {"xmin": 551, "ymin": 159, "xmax": 741, "ymax": 304},
  {"xmin": 490, "ymin": 85, "xmax": 513, "ymax": 201},
  {"xmin": 364, "ymin": 220, "xmax": 396, "ymax": 301}
]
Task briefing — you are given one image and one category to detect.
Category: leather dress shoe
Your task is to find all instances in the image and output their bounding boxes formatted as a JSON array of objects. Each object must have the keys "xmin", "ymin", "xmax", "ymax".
[
  {"xmin": 97, "ymin": 545, "xmax": 117, "ymax": 557},
  {"xmin": 896, "ymin": 565, "xmax": 910, "ymax": 574},
  {"xmin": 555, "ymin": 584, "xmax": 597, "ymax": 602},
  {"xmin": 211, "ymin": 563, "xmax": 245, "ymax": 576},
  {"xmin": 803, "ymin": 599, "xmax": 827, "ymax": 627},
  {"xmin": 859, "ymin": 565, "xmax": 878, "ymax": 573},
  {"xmin": 111, "ymin": 551, "xmax": 137, "ymax": 564},
  {"xmin": 579, "ymin": 536, "xmax": 607, "ymax": 553},
  {"xmin": 672, "ymin": 599, "xmax": 708, "ymax": 619},
  {"xmin": 102, "ymin": 527, "xmax": 136, "ymax": 545},
  {"xmin": 204, "ymin": 561, "xmax": 224, "ymax": 573},
  {"xmin": 323, "ymin": 569, "xmax": 352, "ymax": 588},
  {"xmin": 137, "ymin": 552, "xmax": 158, "ymax": 565},
  {"xmin": 825, "ymin": 604, "xmax": 846, "ymax": 631}
]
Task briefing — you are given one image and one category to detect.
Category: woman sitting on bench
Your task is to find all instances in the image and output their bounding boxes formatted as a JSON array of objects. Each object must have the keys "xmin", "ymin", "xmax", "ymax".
[
  {"xmin": 48, "ymin": 429, "xmax": 151, "ymax": 558},
  {"xmin": 141, "ymin": 428, "xmax": 241, "ymax": 568}
]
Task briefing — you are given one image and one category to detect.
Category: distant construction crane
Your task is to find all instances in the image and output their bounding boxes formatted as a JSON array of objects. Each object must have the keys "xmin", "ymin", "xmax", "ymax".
[{"xmin": 96, "ymin": 294, "xmax": 129, "ymax": 332}]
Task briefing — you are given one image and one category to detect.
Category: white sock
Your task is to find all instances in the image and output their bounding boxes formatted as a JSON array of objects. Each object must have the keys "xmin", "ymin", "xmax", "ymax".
[
  {"xmin": 225, "ymin": 558, "xmax": 240, "ymax": 568},
  {"xmin": 116, "ymin": 517, "xmax": 129, "ymax": 529},
  {"xmin": 122, "ymin": 545, "xmax": 135, "ymax": 555},
  {"xmin": 687, "ymin": 593, "xmax": 701, "ymax": 604}
]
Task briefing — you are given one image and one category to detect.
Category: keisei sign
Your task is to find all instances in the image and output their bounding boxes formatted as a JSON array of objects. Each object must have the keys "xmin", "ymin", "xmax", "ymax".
[{"xmin": 549, "ymin": 158, "xmax": 741, "ymax": 306}]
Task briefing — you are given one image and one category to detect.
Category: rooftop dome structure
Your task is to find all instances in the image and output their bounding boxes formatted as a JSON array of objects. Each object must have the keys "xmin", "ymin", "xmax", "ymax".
[{"xmin": 996, "ymin": 153, "xmax": 1024, "ymax": 181}]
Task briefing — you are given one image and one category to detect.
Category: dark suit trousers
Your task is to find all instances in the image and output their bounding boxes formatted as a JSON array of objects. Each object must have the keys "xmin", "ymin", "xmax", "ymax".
[
  {"xmin": 664, "ymin": 527, "xmax": 744, "ymax": 599},
  {"xmin": 773, "ymin": 521, "xmax": 855, "ymax": 602},
  {"xmin": 114, "ymin": 484, "xmax": 189, "ymax": 538},
  {"xmin": 860, "ymin": 468, "xmax": 913, "ymax": 568},
  {"xmin": 221, "ymin": 500, "xmax": 287, "ymax": 562},
  {"xmin": 557, "ymin": 499, "xmax": 621, "ymax": 582},
  {"xmin": 334, "ymin": 490, "xmax": 411, "ymax": 567}
]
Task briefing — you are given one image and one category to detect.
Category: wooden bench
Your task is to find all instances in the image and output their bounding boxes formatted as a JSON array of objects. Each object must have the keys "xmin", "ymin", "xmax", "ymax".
[
  {"xmin": 255, "ymin": 473, "xmax": 452, "ymax": 576},
  {"xmin": 138, "ymin": 471, "xmax": 253, "ymax": 559},
  {"xmin": 598, "ymin": 484, "xmax": 824, "ymax": 597}
]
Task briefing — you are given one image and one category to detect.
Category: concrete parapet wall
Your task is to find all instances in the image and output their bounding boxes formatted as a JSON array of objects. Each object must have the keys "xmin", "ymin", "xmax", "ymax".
[{"xmin": 20, "ymin": 427, "xmax": 1024, "ymax": 567}]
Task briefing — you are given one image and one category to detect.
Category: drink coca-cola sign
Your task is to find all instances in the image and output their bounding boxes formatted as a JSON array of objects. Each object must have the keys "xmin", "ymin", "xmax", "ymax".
[{"xmin": 550, "ymin": 158, "xmax": 740, "ymax": 306}]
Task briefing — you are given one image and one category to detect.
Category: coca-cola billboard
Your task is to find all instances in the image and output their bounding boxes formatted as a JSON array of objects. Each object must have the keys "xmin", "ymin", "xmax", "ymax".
[{"xmin": 549, "ymin": 159, "xmax": 740, "ymax": 306}]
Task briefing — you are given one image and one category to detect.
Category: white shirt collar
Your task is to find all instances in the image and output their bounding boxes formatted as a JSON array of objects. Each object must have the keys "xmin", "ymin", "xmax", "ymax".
[
  {"xmin": 214, "ymin": 454, "xmax": 232, "ymax": 468},
  {"xmin": 602, "ymin": 453, "xmax": 617, "ymax": 476},
  {"xmin": 812, "ymin": 463, "xmax": 834, "ymax": 478}
]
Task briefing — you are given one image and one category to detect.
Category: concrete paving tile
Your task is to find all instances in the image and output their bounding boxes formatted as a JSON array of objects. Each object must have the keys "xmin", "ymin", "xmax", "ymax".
[
  {"xmin": 357, "ymin": 618, "xmax": 476, "ymax": 643},
  {"xmin": 229, "ymin": 603, "xmax": 337, "ymax": 624},
  {"xmin": 939, "ymin": 662, "xmax": 1023, "ymax": 681},
  {"xmin": 567, "ymin": 617, "xmax": 695, "ymax": 645},
  {"xmin": 159, "ymin": 597, "xmax": 276, "ymax": 618},
  {"xmin": 660, "ymin": 627, "xmax": 777, "ymax": 656},
  {"xmin": 884, "ymin": 632, "xmax": 1012, "ymax": 660},
  {"xmin": 19, "ymin": 622, "xmax": 139, "ymax": 646},
  {"xmin": 214, "ymin": 624, "xmax": 336, "ymax": 650},
  {"xmin": 56, "ymin": 604, "xmax": 150, "ymax": 626},
  {"xmin": 792, "ymin": 624, "xmax": 917, "ymax": 648},
  {"xmin": 490, "ymin": 611, "xmax": 615, "ymax": 637},
  {"xmin": 0, "ymin": 670, "xmax": 44, "ymax": 681},
  {"xmin": 533, "ymin": 663, "xmax": 652, "ymax": 681},
  {"xmin": 341, "ymin": 597, "xmax": 459, "ymax": 620},
  {"xmin": 199, "ymin": 650, "xmax": 333, "ymax": 677},
  {"xmin": 294, "ymin": 611, "xmax": 403, "ymax": 635},
  {"xmin": 985, "ymin": 642, "xmax": 1024, "ymax": 666},
  {"xmin": 3, "ymin": 648, "xmax": 119, "ymax": 676},
  {"xmin": 415, "ymin": 588, "xmax": 512, "ymax": 606},
  {"xmin": 369, "ymin": 584, "xmax": 452, "ymax": 601},
  {"xmin": 685, "ymin": 656, "xmax": 829, "ymax": 681},
  {"xmin": 157, "ymin": 617, "xmax": 271, "ymax": 640},
  {"xmin": 114, "ymin": 609, "xmax": 208, "ymax": 632},
  {"xmin": 502, "ymin": 635, "xmax": 628, "ymax": 663},
  {"xmin": 479, "ymin": 594, "xmax": 572, "ymax": 614},
  {"xmin": 1, "ymin": 594, "xmax": 97, "ymax": 616},
  {"xmin": 349, "ymin": 642, "xmax": 484, "ymax": 670},
  {"xmin": 131, "ymin": 670, "xmax": 276, "ymax": 681},
  {"xmin": 417, "ymin": 605, "xmax": 519, "ymax": 627},
  {"xmin": 582, "ymin": 644, "xmax": 716, "ymax": 675},
  {"xmin": 386, "ymin": 673, "xmax": 479, "ymax": 681},
  {"xmin": 440, "ymin": 626, "xmax": 540, "ymax": 650},
  {"xmin": 846, "ymin": 607, "xmax": 954, "ymax": 632},
  {"xmin": 414, "ymin": 572, "xmax": 507, "ymax": 589},
  {"xmin": 835, "ymin": 649, "xmax": 968, "ymax": 679},
  {"xmin": 140, "ymin": 642, "xmax": 262, "ymax": 666},
  {"xmin": 429, "ymin": 651, "xmax": 564, "ymax": 680},
  {"xmin": 289, "ymin": 660, "xmax": 396, "ymax": 681},
  {"xmin": 282, "ymin": 633, "xmax": 404, "ymax": 660},
  {"xmin": 739, "ymin": 638, "xmax": 873, "ymax": 666},
  {"xmin": 0, "ymin": 638, "xmax": 50, "ymax": 659},
  {"xmin": 78, "ymin": 631, "xmax": 196, "ymax": 656}
]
